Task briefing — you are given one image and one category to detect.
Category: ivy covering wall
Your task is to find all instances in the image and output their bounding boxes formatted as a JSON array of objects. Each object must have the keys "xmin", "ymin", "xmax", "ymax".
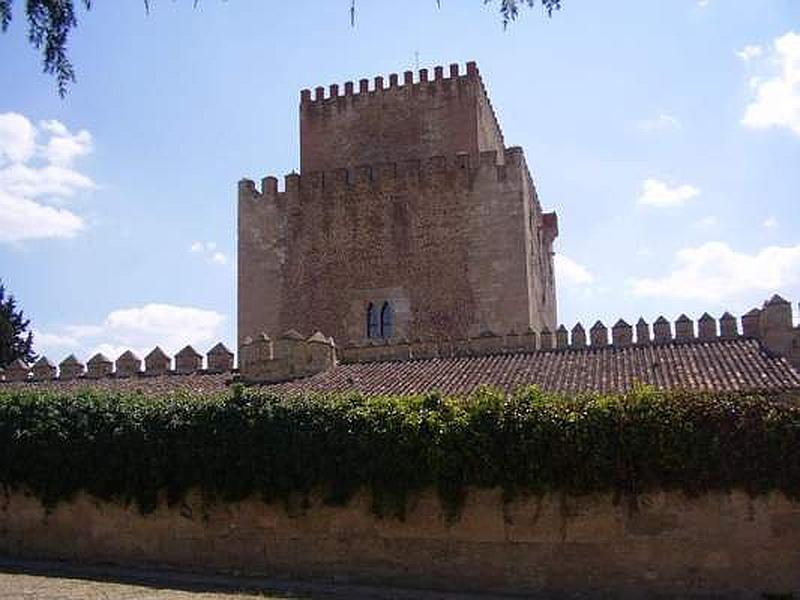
[{"xmin": 0, "ymin": 386, "xmax": 798, "ymax": 518}]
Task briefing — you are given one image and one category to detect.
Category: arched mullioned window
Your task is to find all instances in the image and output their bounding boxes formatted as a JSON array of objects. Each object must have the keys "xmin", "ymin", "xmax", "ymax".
[
  {"xmin": 367, "ymin": 303, "xmax": 379, "ymax": 339},
  {"xmin": 380, "ymin": 302, "xmax": 393, "ymax": 338}
]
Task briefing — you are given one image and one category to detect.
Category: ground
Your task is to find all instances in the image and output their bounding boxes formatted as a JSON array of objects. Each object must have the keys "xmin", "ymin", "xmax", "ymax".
[
  {"xmin": 0, "ymin": 572, "xmax": 288, "ymax": 599},
  {"xmin": 0, "ymin": 559, "xmax": 501, "ymax": 600}
]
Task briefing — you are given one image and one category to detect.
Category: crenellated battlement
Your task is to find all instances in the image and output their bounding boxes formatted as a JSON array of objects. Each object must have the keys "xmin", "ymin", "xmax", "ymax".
[
  {"xmin": 239, "ymin": 147, "xmax": 530, "ymax": 203},
  {"xmin": 238, "ymin": 330, "xmax": 336, "ymax": 383},
  {"xmin": 299, "ymin": 61, "xmax": 506, "ymax": 174},
  {"xmin": 3, "ymin": 298, "xmax": 798, "ymax": 386},
  {"xmin": 336, "ymin": 296, "xmax": 800, "ymax": 370},
  {"xmin": 301, "ymin": 62, "xmax": 481, "ymax": 105},
  {"xmin": 298, "ymin": 62, "xmax": 505, "ymax": 157},
  {"xmin": 0, "ymin": 343, "xmax": 235, "ymax": 383}
]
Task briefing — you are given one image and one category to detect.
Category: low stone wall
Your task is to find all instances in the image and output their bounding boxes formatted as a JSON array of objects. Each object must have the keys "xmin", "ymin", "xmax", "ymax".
[{"xmin": 1, "ymin": 488, "xmax": 799, "ymax": 597}]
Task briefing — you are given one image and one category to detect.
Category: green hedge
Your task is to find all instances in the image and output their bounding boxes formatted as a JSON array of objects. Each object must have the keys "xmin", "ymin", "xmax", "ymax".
[{"xmin": 0, "ymin": 386, "xmax": 798, "ymax": 517}]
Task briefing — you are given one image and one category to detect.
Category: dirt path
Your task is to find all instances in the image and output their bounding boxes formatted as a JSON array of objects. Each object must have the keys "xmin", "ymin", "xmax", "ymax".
[
  {"xmin": 0, "ymin": 571, "xmax": 291, "ymax": 599},
  {"xmin": 0, "ymin": 558, "xmax": 508, "ymax": 600}
]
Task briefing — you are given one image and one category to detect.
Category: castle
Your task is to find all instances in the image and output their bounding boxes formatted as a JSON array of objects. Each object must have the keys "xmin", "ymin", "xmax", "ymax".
[
  {"xmin": 1, "ymin": 62, "xmax": 800, "ymax": 393},
  {"xmin": 238, "ymin": 62, "xmax": 558, "ymax": 349},
  {"xmin": 3, "ymin": 62, "xmax": 800, "ymax": 600}
]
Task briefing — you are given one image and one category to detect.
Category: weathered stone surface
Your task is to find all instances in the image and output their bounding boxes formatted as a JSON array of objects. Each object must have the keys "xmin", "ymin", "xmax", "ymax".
[
  {"xmin": 58, "ymin": 354, "xmax": 84, "ymax": 380},
  {"xmin": 86, "ymin": 353, "xmax": 112, "ymax": 379},
  {"xmin": 207, "ymin": 343, "xmax": 234, "ymax": 373},
  {"xmin": 1, "ymin": 488, "xmax": 798, "ymax": 597},
  {"xmin": 144, "ymin": 347, "xmax": 171, "ymax": 375},
  {"xmin": 175, "ymin": 345, "xmax": 202, "ymax": 373}
]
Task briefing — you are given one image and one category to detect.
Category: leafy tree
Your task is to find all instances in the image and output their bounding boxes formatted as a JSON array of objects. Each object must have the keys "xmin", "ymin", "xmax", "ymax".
[
  {"xmin": 0, "ymin": 0, "xmax": 561, "ymax": 97},
  {"xmin": 0, "ymin": 281, "xmax": 37, "ymax": 368}
]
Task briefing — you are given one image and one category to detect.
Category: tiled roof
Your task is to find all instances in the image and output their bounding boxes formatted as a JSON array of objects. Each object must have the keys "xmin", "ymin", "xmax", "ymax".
[
  {"xmin": 265, "ymin": 338, "xmax": 800, "ymax": 396},
  {"xmin": 0, "ymin": 371, "xmax": 231, "ymax": 396},
  {"xmin": 3, "ymin": 338, "xmax": 799, "ymax": 397}
]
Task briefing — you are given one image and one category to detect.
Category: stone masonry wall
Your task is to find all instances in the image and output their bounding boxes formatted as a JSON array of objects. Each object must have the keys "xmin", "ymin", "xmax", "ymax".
[
  {"xmin": 238, "ymin": 147, "xmax": 557, "ymax": 348},
  {"xmin": 1, "ymin": 488, "xmax": 798, "ymax": 597}
]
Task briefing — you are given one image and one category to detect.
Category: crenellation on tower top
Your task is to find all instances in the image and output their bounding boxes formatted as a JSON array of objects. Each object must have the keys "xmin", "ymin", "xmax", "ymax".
[
  {"xmin": 299, "ymin": 62, "xmax": 503, "ymax": 173},
  {"xmin": 240, "ymin": 150, "xmax": 544, "ymax": 204},
  {"xmin": 261, "ymin": 176, "xmax": 278, "ymax": 196},
  {"xmin": 299, "ymin": 62, "xmax": 487, "ymax": 107}
]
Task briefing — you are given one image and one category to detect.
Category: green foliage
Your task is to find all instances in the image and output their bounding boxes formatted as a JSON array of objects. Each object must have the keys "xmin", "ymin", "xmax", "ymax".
[
  {"xmin": 489, "ymin": 0, "xmax": 562, "ymax": 27},
  {"xmin": 0, "ymin": 0, "xmax": 90, "ymax": 97},
  {"xmin": 0, "ymin": 281, "xmax": 36, "ymax": 369},
  {"xmin": 0, "ymin": 386, "xmax": 798, "ymax": 518}
]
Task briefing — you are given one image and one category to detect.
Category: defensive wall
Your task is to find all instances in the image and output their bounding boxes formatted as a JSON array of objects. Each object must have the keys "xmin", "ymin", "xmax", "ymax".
[
  {"xmin": 4, "ymin": 295, "xmax": 798, "ymax": 383},
  {"xmin": 1, "ymin": 488, "xmax": 799, "ymax": 597},
  {"xmin": 338, "ymin": 294, "xmax": 800, "ymax": 373},
  {"xmin": 0, "ymin": 343, "xmax": 234, "ymax": 383}
]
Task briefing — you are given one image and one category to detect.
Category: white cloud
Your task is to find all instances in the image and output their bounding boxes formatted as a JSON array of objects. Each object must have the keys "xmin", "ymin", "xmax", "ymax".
[
  {"xmin": 39, "ymin": 120, "xmax": 93, "ymax": 166},
  {"xmin": 0, "ymin": 163, "xmax": 94, "ymax": 198},
  {"xmin": 695, "ymin": 215, "xmax": 718, "ymax": 228},
  {"xmin": 697, "ymin": 0, "xmax": 709, "ymax": 7},
  {"xmin": 189, "ymin": 240, "xmax": 228, "ymax": 266},
  {"xmin": 764, "ymin": 216, "xmax": 779, "ymax": 229},
  {"xmin": 0, "ymin": 113, "xmax": 36, "ymax": 165},
  {"xmin": 637, "ymin": 178, "xmax": 700, "ymax": 208},
  {"xmin": 632, "ymin": 241, "xmax": 800, "ymax": 302},
  {"xmin": 103, "ymin": 304, "xmax": 225, "ymax": 350},
  {"xmin": 35, "ymin": 303, "xmax": 227, "ymax": 361},
  {"xmin": 554, "ymin": 254, "xmax": 594, "ymax": 286},
  {"xmin": 33, "ymin": 331, "xmax": 80, "ymax": 348},
  {"xmin": 736, "ymin": 45, "xmax": 763, "ymax": 62},
  {"xmin": 742, "ymin": 31, "xmax": 800, "ymax": 135},
  {"xmin": 0, "ymin": 112, "xmax": 95, "ymax": 243},
  {"xmin": 0, "ymin": 190, "xmax": 85, "ymax": 242},
  {"xmin": 635, "ymin": 113, "xmax": 680, "ymax": 132}
]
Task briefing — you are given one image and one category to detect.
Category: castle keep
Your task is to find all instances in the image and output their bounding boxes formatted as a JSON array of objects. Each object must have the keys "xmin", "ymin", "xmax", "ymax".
[{"xmin": 238, "ymin": 62, "xmax": 558, "ymax": 350}]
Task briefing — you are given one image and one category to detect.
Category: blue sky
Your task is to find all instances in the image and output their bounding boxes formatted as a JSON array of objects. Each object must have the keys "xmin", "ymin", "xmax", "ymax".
[{"xmin": 1, "ymin": 0, "xmax": 798, "ymax": 363}]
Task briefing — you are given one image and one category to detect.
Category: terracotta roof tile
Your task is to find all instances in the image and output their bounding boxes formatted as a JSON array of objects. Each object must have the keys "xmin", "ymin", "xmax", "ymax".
[
  {"xmin": 266, "ymin": 339, "xmax": 800, "ymax": 396},
  {"xmin": 0, "ymin": 371, "xmax": 231, "ymax": 396},
  {"xmin": 2, "ymin": 339, "xmax": 799, "ymax": 397}
]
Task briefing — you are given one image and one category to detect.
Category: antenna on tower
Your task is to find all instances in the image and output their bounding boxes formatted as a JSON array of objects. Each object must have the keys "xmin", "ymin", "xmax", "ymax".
[{"xmin": 414, "ymin": 51, "xmax": 419, "ymax": 71}]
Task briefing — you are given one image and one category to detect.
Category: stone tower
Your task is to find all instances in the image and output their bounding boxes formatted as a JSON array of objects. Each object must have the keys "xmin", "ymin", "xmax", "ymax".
[{"xmin": 238, "ymin": 62, "xmax": 558, "ymax": 349}]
